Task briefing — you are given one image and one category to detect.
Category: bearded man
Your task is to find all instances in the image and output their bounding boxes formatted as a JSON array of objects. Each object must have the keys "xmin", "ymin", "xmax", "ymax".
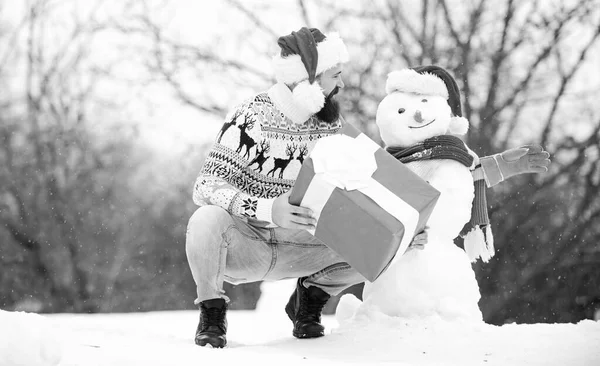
[{"xmin": 186, "ymin": 27, "xmax": 377, "ymax": 348}]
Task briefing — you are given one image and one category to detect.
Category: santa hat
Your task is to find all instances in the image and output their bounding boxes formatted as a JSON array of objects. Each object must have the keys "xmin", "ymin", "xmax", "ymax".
[
  {"xmin": 385, "ymin": 66, "xmax": 469, "ymax": 135},
  {"xmin": 273, "ymin": 27, "xmax": 349, "ymax": 114}
]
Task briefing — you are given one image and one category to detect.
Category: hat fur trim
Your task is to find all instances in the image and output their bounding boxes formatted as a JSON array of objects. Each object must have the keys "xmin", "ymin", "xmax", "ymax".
[
  {"xmin": 273, "ymin": 32, "xmax": 349, "ymax": 84},
  {"xmin": 292, "ymin": 80, "xmax": 325, "ymax": 113},
  {"xmin": 385, "ymin": 69, "xmax": 449, "ymax": 98}
]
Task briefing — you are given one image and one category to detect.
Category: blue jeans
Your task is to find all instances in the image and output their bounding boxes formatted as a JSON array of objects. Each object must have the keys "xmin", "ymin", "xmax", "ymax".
[{"xmin": 185, "ymin": 205, "xmax": 365, "ymax": 304}]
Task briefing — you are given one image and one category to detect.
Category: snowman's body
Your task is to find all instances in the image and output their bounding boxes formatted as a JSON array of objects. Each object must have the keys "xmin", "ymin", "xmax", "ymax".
[
  {"xmin": 361, "ymin": 158, "xmax": 482, "ymax": 321},
  {"xmin": 344, "ymin": 68, "xmax": 484, "ymax": 322}
]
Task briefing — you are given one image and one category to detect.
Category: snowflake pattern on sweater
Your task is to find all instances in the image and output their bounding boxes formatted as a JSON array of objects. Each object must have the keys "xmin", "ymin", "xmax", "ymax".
[{"xmin": 193, "ymin": 90, "xmax": 342, "ymax": 221}]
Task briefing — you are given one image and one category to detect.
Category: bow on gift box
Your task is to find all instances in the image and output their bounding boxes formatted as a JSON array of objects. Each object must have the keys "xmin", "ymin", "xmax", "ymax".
[
  {"xmin": 300, "ymin": 134, "xmax": 421, "ymax": 259},
  {"xmin": 312, "ymin": 134, "xmax": 377, "ymax": 190}
]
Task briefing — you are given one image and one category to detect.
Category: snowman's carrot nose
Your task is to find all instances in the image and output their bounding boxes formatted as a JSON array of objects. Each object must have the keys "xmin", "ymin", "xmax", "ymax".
[{"xmin": 413, "ymin": 110, "xmax": 424, "ymax": 123}]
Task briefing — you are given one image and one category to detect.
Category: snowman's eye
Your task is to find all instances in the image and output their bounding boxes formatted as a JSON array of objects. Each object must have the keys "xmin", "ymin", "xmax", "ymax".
[
  {"xmin": 421, "ymin": 99, "xmax": 428, "ymax": 103},
  {"xmin": 398, "ymin": 108, "xmax": 405, "ymax": 114}
]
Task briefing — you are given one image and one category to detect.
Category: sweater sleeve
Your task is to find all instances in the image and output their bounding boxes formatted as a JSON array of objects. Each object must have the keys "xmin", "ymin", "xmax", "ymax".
[{"xmin": 192, "ymin": 103, "xmax": 275, "ymax": 223}]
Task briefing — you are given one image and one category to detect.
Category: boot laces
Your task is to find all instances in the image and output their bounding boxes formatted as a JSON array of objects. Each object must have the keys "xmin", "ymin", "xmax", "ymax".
[
  {"xmin": 298, "ymin": 290, "xmax": 327, "ymax": 322},
  {"xmin": 201, "ymin": 306, "xmax": 226, "ymax": 332}
]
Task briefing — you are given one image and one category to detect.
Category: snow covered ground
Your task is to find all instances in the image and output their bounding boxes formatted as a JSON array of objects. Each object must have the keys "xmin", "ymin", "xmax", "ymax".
[{"xmin": 2, "ymin": 280, "xmax": 600, "ymax": 366}]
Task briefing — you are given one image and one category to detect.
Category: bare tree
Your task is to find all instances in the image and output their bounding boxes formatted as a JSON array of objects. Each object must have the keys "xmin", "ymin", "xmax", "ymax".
[{"xmin": 0, "ymin": 0, "xmax": 146, "ymax": 312}]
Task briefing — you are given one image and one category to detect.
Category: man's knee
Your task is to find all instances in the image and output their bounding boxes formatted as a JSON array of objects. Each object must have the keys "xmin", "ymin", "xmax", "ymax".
[
  {"xmin": 186, "ymin": 206, "xmax": 233, "ymax": 249},
  {"xmin": 188, "ymin": 205, "xmax": 231, "ymax": 228}
]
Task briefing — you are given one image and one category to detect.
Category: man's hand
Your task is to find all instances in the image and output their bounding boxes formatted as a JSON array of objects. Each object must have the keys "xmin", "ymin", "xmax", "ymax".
[
  {"xmin": 406, "ymin": 228, "xmax": 428, "ymax": 252},
  {"xmin": 497, "ymin": 145, "xmax": 551, "ymax": 179},
  {"xmin": 272, "ymin": 191, "xmax": 317, "ymax": 230}
]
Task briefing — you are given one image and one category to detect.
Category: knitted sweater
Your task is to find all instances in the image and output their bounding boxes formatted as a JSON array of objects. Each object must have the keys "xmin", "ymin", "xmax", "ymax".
[{"xmin": 193, "ymin": 83, "xmax": 342, "ymax": 224}]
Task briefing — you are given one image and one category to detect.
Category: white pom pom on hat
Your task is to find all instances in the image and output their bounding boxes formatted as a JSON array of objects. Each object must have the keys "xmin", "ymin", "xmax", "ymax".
[{"xmin": 448, "ymin": 116, "xmax": 469, "ymax": 135}]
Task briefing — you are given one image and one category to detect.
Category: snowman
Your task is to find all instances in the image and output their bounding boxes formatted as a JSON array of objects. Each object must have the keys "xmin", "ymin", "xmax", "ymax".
[{"xmin": 340, "ymin": 66, "xmax": 491, "ymax": 322}]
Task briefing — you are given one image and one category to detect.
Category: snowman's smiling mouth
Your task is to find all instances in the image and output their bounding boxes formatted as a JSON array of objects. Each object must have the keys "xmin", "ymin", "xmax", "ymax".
[{"xmin": 408, "ymin": 119, "xmax": 435, "ymax": 129}]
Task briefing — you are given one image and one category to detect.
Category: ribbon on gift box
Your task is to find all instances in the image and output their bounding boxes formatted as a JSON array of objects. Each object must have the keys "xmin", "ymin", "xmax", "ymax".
[{"xmin": 300, "ymin": 133, "xmax": 420, "ymax": 258}]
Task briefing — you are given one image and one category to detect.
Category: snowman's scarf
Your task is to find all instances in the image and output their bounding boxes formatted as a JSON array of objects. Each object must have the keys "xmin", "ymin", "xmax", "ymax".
[{"xmin": 386, "ymin": 135, "xmax": 495, "ymax": 262}]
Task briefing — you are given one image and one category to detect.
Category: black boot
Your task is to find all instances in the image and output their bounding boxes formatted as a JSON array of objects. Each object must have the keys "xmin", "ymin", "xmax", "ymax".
[
  {"xmin": 285, "ymin": 278, "xmax": 331, "ymax": 338},
  {"xmin": 195, "ymin": 298, "xmax": 228, "ymax": 348}
]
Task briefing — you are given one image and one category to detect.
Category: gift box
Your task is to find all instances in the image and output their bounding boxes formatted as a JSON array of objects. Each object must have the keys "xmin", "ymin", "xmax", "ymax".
[{"xmin": 289, "ymin": 123, "xmax": 440, "ymax": 282}]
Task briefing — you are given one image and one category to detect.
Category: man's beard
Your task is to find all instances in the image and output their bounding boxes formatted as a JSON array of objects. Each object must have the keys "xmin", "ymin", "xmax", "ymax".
[{"xmin": 315, "ymin": 87, "xmax": 340, "ymax": 123}]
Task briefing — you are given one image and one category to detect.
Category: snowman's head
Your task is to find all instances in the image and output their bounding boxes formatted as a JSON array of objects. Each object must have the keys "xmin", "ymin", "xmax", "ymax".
[{"xmin": 375, "ymin": 67, "xmax": 469, "ymax": 148}]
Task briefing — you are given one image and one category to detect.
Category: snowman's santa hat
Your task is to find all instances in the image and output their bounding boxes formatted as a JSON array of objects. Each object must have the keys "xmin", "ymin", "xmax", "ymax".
[
  {"xmin": 385, "ymin": 66, "xmax": 469, "ymax": 135},
  {"xmin": 273, "ymin": 27, "xmax": 349, "ymax": 114}
]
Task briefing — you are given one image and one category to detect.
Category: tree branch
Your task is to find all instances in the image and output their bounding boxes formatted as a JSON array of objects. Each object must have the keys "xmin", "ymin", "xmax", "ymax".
[
  {"xmin": 480, "ymin": 0, "xmax": 515, "ymax": 131},
  {"xmin": 418, "ymin": 0, "xmax": 429, "ymax": 64},
  {"xmin": 438, "ymin": 0, "xmax": 464, "ymax": 48},
  {"xmin": 297, "ymin": 0, "xmax": 311, "ymax": 27},
  {"xmin": 1, "ymin": 219, "xmax": 40, "ymax": 251},
  {"xmin": 385, "ymin": 0, "xmax": 417, "ymax": 65},
  {"xmin": 459, "ymin": 0, "xmax": 486, "ymax": 123},
  {"xmin": 224, "ymin": 0, "xmax": 279, "ymax": 39},
  {"xmin": 144, "ymin": 20, "xmax": 227, "ymax": 116},
  {"xmin": 0, "ymin": 9, "xmax": 29, "ymax": 76},
  {"xmin": 540, "ymin": 23, "xmax": 600, "ymax": 146},
  {"xmin": 492, "ymin": 5, "xmax": 587, "ymax": 116},
  {"xmin": 500, "ymin": 97, "xmax": 527, "ymax": 150}
]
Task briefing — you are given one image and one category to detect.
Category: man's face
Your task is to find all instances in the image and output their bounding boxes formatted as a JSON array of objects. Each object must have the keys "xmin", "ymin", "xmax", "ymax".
[
  {"xmin": 315, "ymin": 65, "xmax": 344, "ymax": 123},
  {"xmin": 318, "ymin": 65, "xmax": 344, "ymax": 97}
]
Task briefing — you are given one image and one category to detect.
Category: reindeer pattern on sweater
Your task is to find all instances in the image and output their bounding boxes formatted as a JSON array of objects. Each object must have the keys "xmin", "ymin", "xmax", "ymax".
[{"xmin": 194, "ymin": 92, "xmax": 342, "ymax": 221}]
